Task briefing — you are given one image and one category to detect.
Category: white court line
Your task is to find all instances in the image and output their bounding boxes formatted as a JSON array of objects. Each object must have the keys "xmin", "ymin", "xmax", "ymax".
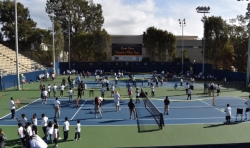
[
  {"xmin": 234, "ymin": 96, "xmax": 247, "ymax": 101},
  {"xmin": 199, "ymin": 100, "xmax": 235, "ymax": 118},
  {"xmin": 0, "ymin": 98, "xmax": 40, "ymax": 120},
  {"xmin": 70, "ymin": 100, "xmax": 87, "ymax": 120}
]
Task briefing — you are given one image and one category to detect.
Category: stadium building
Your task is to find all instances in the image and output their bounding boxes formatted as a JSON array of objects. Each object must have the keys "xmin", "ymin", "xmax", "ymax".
[{"xmin": 108, "ymin": 35, "xmax": 203, "ymax": 63}]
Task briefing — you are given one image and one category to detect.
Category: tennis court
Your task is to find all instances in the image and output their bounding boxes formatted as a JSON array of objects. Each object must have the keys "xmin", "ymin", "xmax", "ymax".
[
  {"xmin": 1, "ymin": 75, "xmax": 250, "ymax": 148},
  {"xmin": 0, "ymin": 95, "xmax": 247, "ymax": 126}
]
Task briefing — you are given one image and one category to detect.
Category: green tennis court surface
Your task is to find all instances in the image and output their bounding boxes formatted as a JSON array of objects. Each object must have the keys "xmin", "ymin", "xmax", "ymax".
[{"xmin": 1, "ymin": 75, "xmax": 250, "ymax": 148}]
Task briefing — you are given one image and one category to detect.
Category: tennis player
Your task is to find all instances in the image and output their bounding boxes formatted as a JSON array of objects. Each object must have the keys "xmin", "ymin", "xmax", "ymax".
[
  {"xmin": 54, "ymin": 97, "xmax": 61, "ymax": 118},
  {"xmin": 114, "ymin": 90, "xmax": 121, "ymax": 111},
  {"xmin": 245, "ymin": 95, "xmax": 250, "ymax": 120},
  {"xmin": 128, "ymin": 98, "xmax": 137, "ymax": 120},
  {"xmin": 164, "ymin": 96, "xmax": 170, "ymax": 115},
  {"xmin": 94, "ymin": 97, "xmax": 102, "ymax": 118},
  {"xmin": 224, "ymin": 104, "xmax": 231, "ymax": 124},
  {"xmin": 68, "ymin": 87, "xmax": 74, "ymax": 103},
  {"xmin": 135, "ymin": 87, "xmax": 140, "ymax": 103}
]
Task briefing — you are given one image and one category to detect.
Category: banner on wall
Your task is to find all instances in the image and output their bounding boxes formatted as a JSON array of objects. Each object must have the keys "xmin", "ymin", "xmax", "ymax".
[
  {"xmin": 112, "ymin": 56, "xmax": 142, "ymax": 61},
  {"xmin": 112, "ymin": 44, "xmax": 142, "ymax": 56}
]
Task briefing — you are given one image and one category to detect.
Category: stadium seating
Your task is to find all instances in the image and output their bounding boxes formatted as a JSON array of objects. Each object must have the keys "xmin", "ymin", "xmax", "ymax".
[{"xmin": 0, "ymin": 44, "xmax": 45, "ymax": 75}]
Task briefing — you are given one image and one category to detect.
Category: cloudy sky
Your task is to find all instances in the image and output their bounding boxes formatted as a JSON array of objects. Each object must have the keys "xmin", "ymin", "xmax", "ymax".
[{"xmin": 20, "ymin": 0, "xmax": 248, "ymax": 38}]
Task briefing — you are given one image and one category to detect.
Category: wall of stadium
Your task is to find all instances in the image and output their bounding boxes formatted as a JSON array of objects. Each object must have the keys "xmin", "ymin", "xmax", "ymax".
[{"xmin": 107, "ymin": 35, "xmax": 203, "ymax": 62}]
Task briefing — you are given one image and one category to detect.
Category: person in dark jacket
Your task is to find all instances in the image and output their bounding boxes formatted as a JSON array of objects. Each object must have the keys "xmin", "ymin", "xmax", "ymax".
[
  {"xmin": 164, "ymin": 96, "xmax": 170, "ymax": 115},
  {"xmin": 128, "ymin": 98, "xmax": 137, "ymax": 120}
]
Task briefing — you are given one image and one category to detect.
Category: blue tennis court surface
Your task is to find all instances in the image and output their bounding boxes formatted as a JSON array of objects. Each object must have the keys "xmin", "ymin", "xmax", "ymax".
[{"xmin": 0, "ymin": 96, "xmax": 248, "ymax": 126}]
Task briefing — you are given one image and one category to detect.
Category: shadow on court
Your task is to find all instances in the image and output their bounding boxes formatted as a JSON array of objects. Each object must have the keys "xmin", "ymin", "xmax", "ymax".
[{"xmin": 203, "ymin": 121, "xmax": 242, "ymax": 128}]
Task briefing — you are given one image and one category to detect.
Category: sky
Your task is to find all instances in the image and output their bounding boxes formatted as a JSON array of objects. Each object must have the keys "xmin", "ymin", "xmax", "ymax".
[{"xmin": 20, "ymin": 0, "xmax": 249, "ymax": 38}]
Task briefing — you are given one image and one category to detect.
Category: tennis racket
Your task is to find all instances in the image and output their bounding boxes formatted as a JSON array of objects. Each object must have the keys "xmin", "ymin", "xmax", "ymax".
[{"xmin": 221, "ymin": 108, "xmax": 225, "ymax": 112}]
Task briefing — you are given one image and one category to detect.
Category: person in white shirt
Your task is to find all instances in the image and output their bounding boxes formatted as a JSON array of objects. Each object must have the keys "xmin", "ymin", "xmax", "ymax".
[
  {"xmin": 216, "ymin": 84, "xmax": 220, "ymax": 96},
  {"xmin": 114, "ymin": 91, "xmax": 121, "ymax": 111},
  {"xmin": 47, "ymin": 84, "xmax": 51, "ymax": 98},
  {"xmin": 187, "ymin": 88, "xmax": 192, "ymax": 100},
  {"xmin": 114, "ymin": 76, "xmax": 118, "ymax": 86},
  {"xmin": 111, "ymin": 84, "xmax": 115, "ymax": 97},
  {"xmin": 180, "ymin": 79, "xmax": 183, "ymax": 86},
  {"xmin": 151, "ymin": 85, "xmax": 155, "ymax": 97},
  {"xmin": 53, "ymin": 124, "xmax": 59, "ymax": 147},
  {"xmin": 59, "ymin": 84, "xmax": 65, "ymax": 97},
  {"xmin": 19, "ymin": 114, "xmax": 27, "ymax": 127},
  {"xmin": 42, "ymin": 90, "xmax": 48, "ymax": 104},
  {"xmin": 17, "ymin": 123, "xmax": 25, "ymax": 147},
  {"xmin": 54, "ymin": 97, "xmax": 61, "ymax": 118},
  {"xmin": 29, "ymin": 134, "xmax": 48, "ymax": 148},
  {"xmin": 63, "ymin": 117, "xmax": 70, "ymax": 141},
  {"xmin": 31, "ymin": 113, "xmax": 37, "ymax": 126},
  {"xmin": 74, "ymin": 120, "xmax": 81, "ymax": 140},
  {"xmin": 141, "ymin": 75, "xmax": 144, "ymax": 86},
  {"xmin": 53, "ymin": 84, "xmax": 57, "ymax": 97},
  {"xmin": 41, "ymin": 114, "xmax": 48, "ymax": 139},
  {"xmin": 245, "ymin": 96, "xmax": 250, "ymax": 120},
  {"xmin": 68, "ymin": 88, "xmax": 74, "ymax": 103},
  {"xmin": 224, "ymin": 104, "xmax": 232, "ymax": 124},
  {"xmin": 26, "ymin": 122, "xmax": 33, "ymax": 137},
  {"xmin": 135, "ymin": 87, "xmax": 140, "ymax": 103},
  {"xmin": 148, "ymin": 79, "xmax": 151, "ymax": 86},
  {"xmin": 10, "ymin": 97, "xmax": 15, "ymax": 119},
  {"xmin": 46, "ymin": 121, "xmax": 54, "ymax": 144},
  {"xmin": 101, "ymin": 86, "xmax": 106, "ymax": 99},
  {"xmin": 24, "ymin": 122, "xmax": 33, "ymax": 147}
]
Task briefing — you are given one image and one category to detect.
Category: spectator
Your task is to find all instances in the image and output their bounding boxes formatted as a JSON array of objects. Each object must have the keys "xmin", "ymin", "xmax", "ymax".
[
  {"xmin": 46, "ymin": 121, "xmax": 54, "ymax": 143},
  {"xmin": 63, "ymin": 117, "xmax": 70, "ymax": 141},
  {"xmin": 0, "ymin": 128, "xmax": 7, "ymax": 148},
  {"xmin": 53, "ymin": 124, "xmax": 59, "ymax": 147},
  {"xmin": 17, "ymin": 123, "xmax": 25, "ymax": 148},
  {"xmin": 41, "ymin": 114, "xmax": 48, "ymax": 139}
]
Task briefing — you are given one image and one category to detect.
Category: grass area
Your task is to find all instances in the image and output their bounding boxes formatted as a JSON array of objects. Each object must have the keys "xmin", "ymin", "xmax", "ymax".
[{"xmin": 1, "ymin": 75, "xmax": 250, "ymax": 148}]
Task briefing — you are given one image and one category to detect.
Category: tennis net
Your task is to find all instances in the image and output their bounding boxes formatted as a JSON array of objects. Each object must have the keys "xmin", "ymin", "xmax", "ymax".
[{"xmin": 141, "ymin": 88, "xmax": 164, "ymax": 129}]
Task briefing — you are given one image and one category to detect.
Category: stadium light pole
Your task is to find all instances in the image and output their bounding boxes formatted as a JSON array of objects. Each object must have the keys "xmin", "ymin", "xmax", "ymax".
[
  {"xmin": 48, "ymin": 3, "xmax": 61, "ymax": 74},
  {"xmin": 178, "ymin": 19, "xmax": 186, "ymax": 73},
  {"xmin": 245, "ymin": 2, "xmax": 250, "ymax": 87},
  {"xmin": 63, "ymin": 4, "xmax": 72, "ymax": 70},
  {"xmin": 196, "ymin": 6, "xmax": 210, "ymax": 75},
  {"xmin": 14, "ymin": 0, "xmax": 20, "ymax": 90}
]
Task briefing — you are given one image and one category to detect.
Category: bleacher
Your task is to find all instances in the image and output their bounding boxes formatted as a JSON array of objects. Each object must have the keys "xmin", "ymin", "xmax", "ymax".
[{"xmin": 0, "ymin": 44, "xmax": 45, "ymax": 75}]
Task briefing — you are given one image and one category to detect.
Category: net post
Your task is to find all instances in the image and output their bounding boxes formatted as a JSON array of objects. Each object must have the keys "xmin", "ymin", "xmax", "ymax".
[{"xmin": 159, "ymin": 113, "xmax": 164, "ymax": 129}]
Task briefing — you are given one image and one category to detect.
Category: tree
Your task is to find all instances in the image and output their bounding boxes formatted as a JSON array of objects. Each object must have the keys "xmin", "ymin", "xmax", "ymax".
[
  {"xmin": 45, "ymin": 0, "xmax": 104, "ymax": 37},
  {"xmin": 204, "ymin": 16, "xmax": 229, "ymax": 68},
  {"xmin": 0, "ymin": 1, "xmax": 37, "ymax": 42},
  {"xmin": 143, "ymin": 27, "xmax": 176, "ymax": 61},
  {"xmin": 228, "ymin": 22, "xmax": 248, "ymax": 72},
  {"xmin": 71, "ymin": 32, "xmax": 94, "ymax": 62},
  {"xmin": 92, "ymin": 29, "xmax": 110, "ymax": 62}
]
